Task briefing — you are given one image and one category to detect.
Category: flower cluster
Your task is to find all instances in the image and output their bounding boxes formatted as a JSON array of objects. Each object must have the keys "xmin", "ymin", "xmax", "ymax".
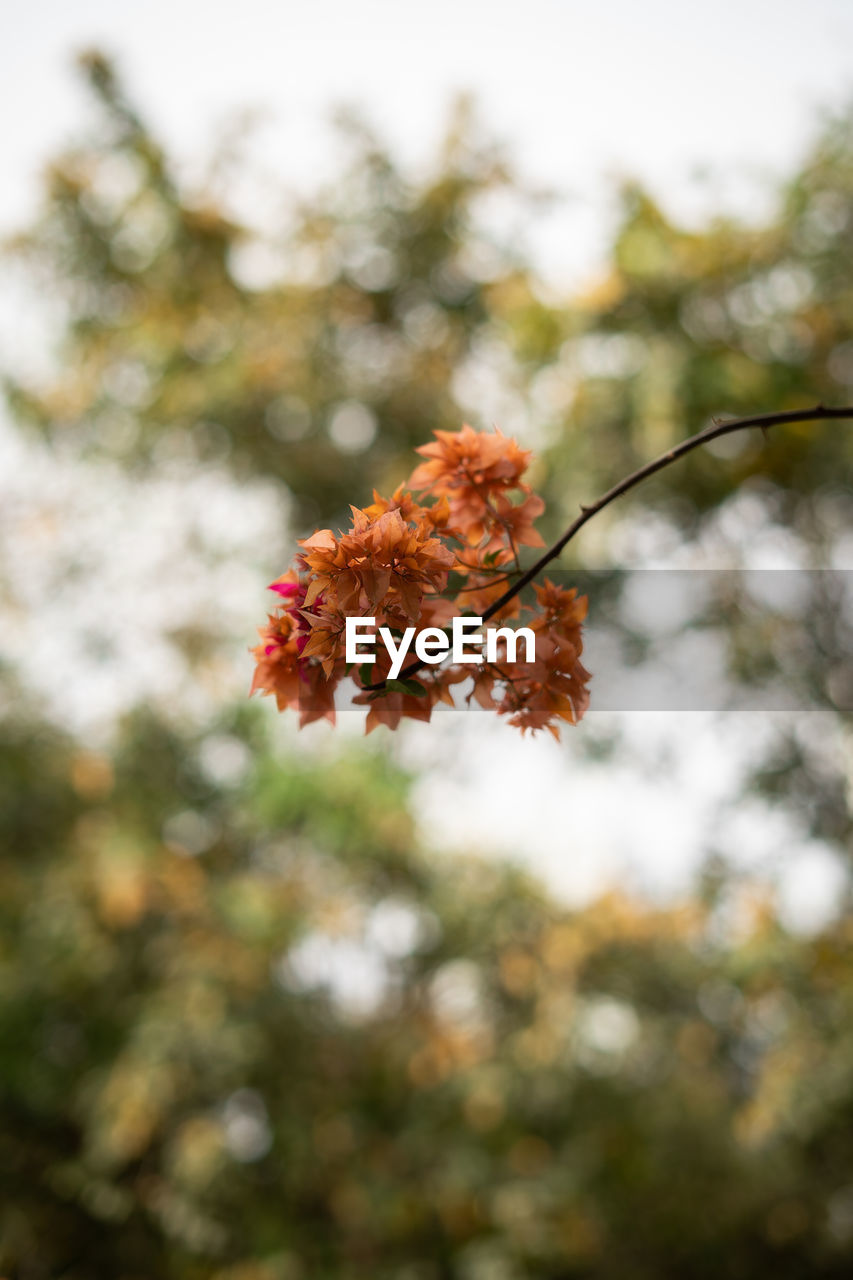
[{"xmin": 250, "ymin": 425, "xmax": 591, "ymax": 737}]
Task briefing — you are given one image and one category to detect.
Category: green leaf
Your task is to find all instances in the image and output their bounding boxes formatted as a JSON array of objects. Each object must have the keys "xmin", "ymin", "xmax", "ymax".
[{"xmin": 386, "ymin": 678, "xmax": 429, "ymax": 697}]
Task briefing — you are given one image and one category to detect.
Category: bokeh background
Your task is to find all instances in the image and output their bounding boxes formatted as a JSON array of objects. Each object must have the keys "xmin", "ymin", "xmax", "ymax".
[{"xmin": 3, "ymin": 3, "xmax": 853, "ymax": 1276}]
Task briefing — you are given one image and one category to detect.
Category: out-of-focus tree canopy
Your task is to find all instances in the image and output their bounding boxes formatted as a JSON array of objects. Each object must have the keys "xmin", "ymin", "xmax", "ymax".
[
  {"xmin": 532, "ymin": 127, "xmax": 853, "ymax": 541},
  {"xmin": 5, "ymin": 51, "xmax": 538, "ymax": 530},
  {"xmin": 2, "ymin": 53, "xmax": 853, "ymax": 1278},
  {"xmin": 4, "ymin": 678, "xmax": 853, "ymax": 1279},
  {"xmin": 8, "ymin": 53, "xmax": 853, "ymax": 541}
]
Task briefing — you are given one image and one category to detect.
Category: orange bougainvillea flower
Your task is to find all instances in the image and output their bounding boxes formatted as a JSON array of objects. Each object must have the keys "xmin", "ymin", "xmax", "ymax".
[
  {"xmin": 300, "ymin": 506, "xmax": 456, "ymax": 621},
  {"xmin": 464, "ymin": 580, "xmax": 591, "ymax": 737},
  {"xmin": 484, "ymin": 492, "xmax": 546, "ymax": 551},
  {"xmin": 499, "ymin": 631, "xmax": 592, "ymax": 739},
  {"xmin": 531, "ymin": 579, "xmax": 589, "ymax": 633},
  {"xmin": 408, "ymin": 423, "xmax": 531, "ymax": 497},
  {"xmin": 250, "ymin": 424, "xmax": 592, "ymax": 738},
  {"xmin": 250, "ymin": 607, "xmax": 337, "ymax": 728},
  {"xmin": 407, "ymin": 423, "xmax": 535, "ymax": 545}
]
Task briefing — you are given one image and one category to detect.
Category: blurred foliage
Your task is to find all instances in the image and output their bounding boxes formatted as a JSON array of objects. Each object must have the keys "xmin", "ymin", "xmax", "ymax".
[
  {"xmin": 534, "ymin": 141, "xmax": 853, "ymax": 541},
  {"xmin": 2, "ymin": 52, "xmax": 853, "ymax": 1278},
  {"xmin": 4, "ymin": 51, "xmax": 537, "ymax": 532},
  {"xmin": 5, "ymin": 682, "xmax": 853, "ymax": 1278},
  {"xmin": 8, "ymin": 53, "xmax": 853, "ymax": 544}
]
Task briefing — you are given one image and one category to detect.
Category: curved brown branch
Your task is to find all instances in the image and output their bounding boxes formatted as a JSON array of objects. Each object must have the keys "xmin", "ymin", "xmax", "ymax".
[{"xmin": 364, "ymin": 404, "xmax": 853, "ymax": 691}]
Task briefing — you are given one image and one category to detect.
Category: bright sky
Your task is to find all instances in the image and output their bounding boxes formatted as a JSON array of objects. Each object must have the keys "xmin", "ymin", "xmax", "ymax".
[
  {"xmin": 2, "ymin": 0, "xmax": 852, "ymax": 928},
  {"xmin": 3, "ymin": 0, "xmax": 853, "ymax": 281}
]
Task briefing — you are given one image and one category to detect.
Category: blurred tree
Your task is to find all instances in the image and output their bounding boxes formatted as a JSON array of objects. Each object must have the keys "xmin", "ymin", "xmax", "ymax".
[
  {"xmin": 8, "ymin": 55, "xmax": 853, "ymax": 539},
  {"xmin": 2, "ymin": 51, "xmax": 853, "ymax": 1280},
  {"xmin": 3, "ymin": 679, "xmax": 853, "ymax": 1276},
  {"xmin": 4, "ymin": 51, "xmax": 541, "ymax": 531},
  {"xmin": 525, "ymin": 123, "xmax": 853, "ymax": 539}
]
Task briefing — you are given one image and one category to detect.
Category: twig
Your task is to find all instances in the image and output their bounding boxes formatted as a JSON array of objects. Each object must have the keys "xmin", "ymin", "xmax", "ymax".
[{"xmin": 364, "ymin": 404, "xmax": 853, "ymax": 691}]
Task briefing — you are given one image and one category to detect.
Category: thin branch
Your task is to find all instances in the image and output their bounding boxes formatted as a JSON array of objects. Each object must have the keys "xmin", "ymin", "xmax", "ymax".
[
  {"xmin": 481, "ymin": 404, "xmax": 853, "ymax": 619},
  {"xmin": 364, "ymin": 404, "xmax": 853, "ymax": 691}
]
